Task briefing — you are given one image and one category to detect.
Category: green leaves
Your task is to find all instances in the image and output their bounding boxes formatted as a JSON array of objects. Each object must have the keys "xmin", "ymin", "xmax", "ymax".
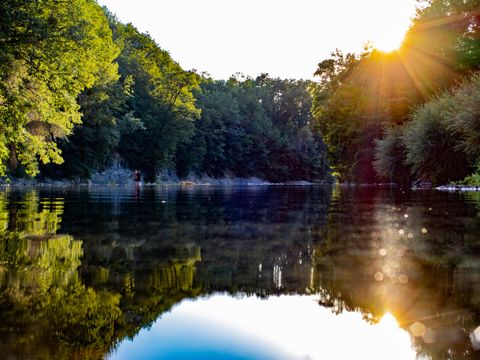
[
  {"xmin": 375, "ymin": 73, "xmax": 480, "ymax": 185},
  {"xmin": 187, "ymin": 75, "xmax": 329, "ymax": 182},
  {"xmin": 402, "ymin": 74, "xmax": 480, "ymax": 184},
  {"xmin": 0, "ymin": 0, "xmax": 119, "ymax": 177},
  {"xmin": 111, "ymin": 21, "xmax": 201, "ymax": 180},
  {"xmin": 312, "ymin": 0, "xmax": 480, "ymax": 183}
]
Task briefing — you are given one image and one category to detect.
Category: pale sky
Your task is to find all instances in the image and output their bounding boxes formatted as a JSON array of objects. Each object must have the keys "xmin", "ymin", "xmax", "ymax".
[{"xmin": 97, "ymin": 0, "xmax": 418, "ymax": 80}]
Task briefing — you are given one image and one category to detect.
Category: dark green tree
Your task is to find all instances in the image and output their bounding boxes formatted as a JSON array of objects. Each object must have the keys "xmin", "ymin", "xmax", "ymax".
[
  {"xmin": 112, "ymin": 23, "xmax": 201, "ymax": 181},
  {"xmin": 181, "ymin": 74, "xmax": 329, "ymax": 182}
]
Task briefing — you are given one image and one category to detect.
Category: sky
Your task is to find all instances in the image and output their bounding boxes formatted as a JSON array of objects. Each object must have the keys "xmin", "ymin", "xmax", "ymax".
[{"xmin": 97, "ymin": 0, "xmax": 418, "ymax": 80}]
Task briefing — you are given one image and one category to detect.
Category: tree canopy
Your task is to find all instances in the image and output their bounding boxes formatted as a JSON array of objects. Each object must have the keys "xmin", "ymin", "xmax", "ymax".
[
  {"xmin": 0, "ymin": 0, "xmax": 119, "ymax": 177},
  {"xmin": 311, "ymin": 0, "xmax": 480, "ymax": 184},
  {"xmin": 1, "ymin": 0, "xmax": 479, "ymax": 185}
]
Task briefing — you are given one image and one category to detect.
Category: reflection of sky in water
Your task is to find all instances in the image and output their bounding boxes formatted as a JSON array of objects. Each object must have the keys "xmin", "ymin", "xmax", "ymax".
[{"xmin": 110, "ymin": 295, "xmax": 416, "ymax": 360}]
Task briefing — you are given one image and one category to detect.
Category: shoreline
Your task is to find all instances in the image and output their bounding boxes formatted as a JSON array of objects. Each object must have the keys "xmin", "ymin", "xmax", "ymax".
[
  {"xmin": 1, "ymin": 178, "xmax": 479, "ymax": 191},
  {"xmin": 436, "ymin": 185, "xmax": 480, "ymax": 192},
  {"xmin": 0, "ymin": 178, "xmax": 322, "ymax": 188}
]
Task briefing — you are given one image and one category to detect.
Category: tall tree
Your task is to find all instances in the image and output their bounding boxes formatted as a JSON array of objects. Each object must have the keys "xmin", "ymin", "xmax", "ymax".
[
  {"xmin": 0, "ymin": 0, "xmax": 119, "ymax": 176},
  {"xmin": 112, "ymin": 23, "xmax": 201, "ymax": 181}
]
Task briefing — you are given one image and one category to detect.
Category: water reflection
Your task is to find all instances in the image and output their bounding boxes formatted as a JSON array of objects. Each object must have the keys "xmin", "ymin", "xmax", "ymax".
[
  {"xmin": 0, "ymin": 189, "xmax": 206, "ymax": 359},
  {"xmin": 111, "ymin": 295, "xmax": 415, "ymax": 360},
  {"xmin": 0, "ymin": 186, "xmax": 479, "ymax": 359},
  {"xmin": 312, "ymin": 188, "xmax": 480, "ymax": 359}
]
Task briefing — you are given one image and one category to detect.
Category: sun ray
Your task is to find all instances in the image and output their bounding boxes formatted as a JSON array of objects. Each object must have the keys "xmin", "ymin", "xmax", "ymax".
[
  {"xmin": 413, "ymin": 9, "xmax": 480, "ymax": 31},
  {"xmin": 397, "ymin": 51, "xmax": 432, "ymax": 100}
]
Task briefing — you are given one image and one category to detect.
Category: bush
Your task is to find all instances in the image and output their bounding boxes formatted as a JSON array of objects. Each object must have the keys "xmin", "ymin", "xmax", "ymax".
[
  {"xmin": 448, "ymin": 74, "xmax": 480, "ymax": 159},
  {"xmin": 455, "ymin": 164, "xmax": 480, "ymax": 185},
  {"xmin": 403, "ymin": 93, "xmax": 470, "ymax": 185}
]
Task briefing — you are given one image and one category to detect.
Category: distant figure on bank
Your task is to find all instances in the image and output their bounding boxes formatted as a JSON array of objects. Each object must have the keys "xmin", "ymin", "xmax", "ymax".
[{"xmin": 133, "ymin": 169, "xmax": 141, "ymax": 184}]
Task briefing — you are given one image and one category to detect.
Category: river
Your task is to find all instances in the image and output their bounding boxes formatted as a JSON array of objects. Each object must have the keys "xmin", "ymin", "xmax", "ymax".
[{"xmin": 0, "ymin": 186, "xmax": 479, "ymax": 359}]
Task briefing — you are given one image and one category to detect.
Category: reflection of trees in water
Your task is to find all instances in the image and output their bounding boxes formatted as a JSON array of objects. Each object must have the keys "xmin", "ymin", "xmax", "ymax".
[
  {"xmin": 57, "ymin": 186, "xmax": 480, "ymax": 358},
  {"xmin": 64, "ymin": 187, "xmax": 332, "ymax": 297},
  {"xmin": 71, "ymin": 187, "xmax": 480, "ymax": 359},
  {"xmin": 85, "ymin": 244, "xmax": 203, "ymax": 346},
  {"xmin": 5, "ymin": 190, "xmax": 64, "ymax": 235},
  {"xmin": 2, "ymin": 187, "xmax": 480, "ymax": 359},
  {"xmin": 312, "ymin": 187, "xmax": 480, "ymax": 359},
  {"xmin": 0, "ymin": 190, "xmax": 202, "ymax": 359},
  {"xmin": 183, "ymin": 187, "xmax": 330, "ymax": 295}
]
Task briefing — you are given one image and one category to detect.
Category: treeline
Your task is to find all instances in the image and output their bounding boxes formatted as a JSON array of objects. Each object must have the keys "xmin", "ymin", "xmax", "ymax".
[
  {"xmin": 311, "ymin": 0, "xmax": 480, "ymax": 185},
  {"xmin": 180, "ymin": 76, "xmax": 329, "ymax": 182},
  {"xmin": 2, "ymin": 0, "xmax": 479, "ymax": 185},
  {"xmin": 0, "ymin": 0, "xmax": 329, "ymax": 183}
]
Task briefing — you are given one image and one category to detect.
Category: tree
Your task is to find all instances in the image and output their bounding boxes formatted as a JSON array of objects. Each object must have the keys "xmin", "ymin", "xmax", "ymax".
[
  {"xmin": 0, "ymin": 0, "xmax": 119, "ymax": 177},
  {"xmin": 407, "ymin": 0, "xmax": 480, "ymax": 74},
  {"xmin": 112, "ymin": 22, "xmax": 201, "ymax": 181},
  {"xmin": 184, "ymin": 74, "xmax": 329, "ymax": 182}
]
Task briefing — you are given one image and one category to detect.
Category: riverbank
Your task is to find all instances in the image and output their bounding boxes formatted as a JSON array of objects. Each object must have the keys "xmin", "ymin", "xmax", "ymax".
[
  {"xmin": 0, "ymin": 166, "xmax": 317, "ymax": 187},
  {"xmin": 2, "ymin": 178, "xmax": 479, "ymax": 190},
  {"xmin": 0, "ymin": 179, "xmax": 317, "ymax": 188},
  {"xmin": 436, "ymin": 185, "xmax": 480, "ymax": 192},
  {"xmin": 3, "ymin": 166, "xmax": 478, "ymax": 190}
]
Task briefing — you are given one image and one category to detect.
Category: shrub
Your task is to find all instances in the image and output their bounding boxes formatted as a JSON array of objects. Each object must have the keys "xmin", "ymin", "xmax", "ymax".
[
  {"xmin": 403, "ymin": 93, "xmax": 470, "ymax": 185},
  {"xmin": 448, "ymin": 74, "xmax": 480, "ymax": 159}
]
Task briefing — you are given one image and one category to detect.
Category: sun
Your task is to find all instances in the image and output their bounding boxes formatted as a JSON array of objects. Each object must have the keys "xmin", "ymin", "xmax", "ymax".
[
  {"xmin": 364, "ymin": 0, "xmax": 415, "ymax": 53},
  {"xmin": 372, "ymin": 29, "xmax": 405, "ymax": 53},
  {"xmin": 369, "ymin": 13, "xmax": 411, "ymax": 53},
  {"xmin": 372, "ymin": 27, "xmax": 408, "ymax": 52}
]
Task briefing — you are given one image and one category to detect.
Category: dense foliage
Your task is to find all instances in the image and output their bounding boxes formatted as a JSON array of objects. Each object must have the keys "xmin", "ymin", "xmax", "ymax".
[
  {"xmin": 0, "ymin": 2, "xmax": 329, "ymax": 183},
  {"xmin": 1, "ymin": 0, "xmax": 479, "ymax": 184},
  {"xmin": 312, "ymin": 0, "xmax": 480, "ymax": 184},
  {"xmin": 48, "ymin": 16, "xmax": 202, "ymax": 181},
  {"xmin": 176, "ymin": 75, "xmax": 329, "ymax": 182},
  {"xmin": 0, "ymin": 0, "xmax": 118, "ymax": 177},
  {"xmin": 373, "ymin": 70, "xmax": 480, "ymax": 186}
]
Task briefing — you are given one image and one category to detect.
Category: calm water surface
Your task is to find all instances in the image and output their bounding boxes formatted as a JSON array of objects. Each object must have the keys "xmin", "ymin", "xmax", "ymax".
[{"xmin": 0, "ymin": 185, "xmax": 479, "ymax": 359}]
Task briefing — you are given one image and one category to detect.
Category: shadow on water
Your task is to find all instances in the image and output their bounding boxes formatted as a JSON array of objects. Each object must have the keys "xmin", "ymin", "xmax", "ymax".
[{"xmin": 0, "ymin": 186, "xmax": 479, "ymax": 359}]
